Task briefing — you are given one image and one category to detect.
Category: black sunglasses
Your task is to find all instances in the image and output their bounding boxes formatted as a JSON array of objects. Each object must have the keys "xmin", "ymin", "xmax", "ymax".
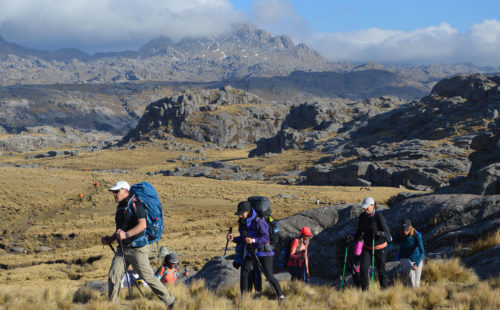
[{"xmin": 112, "ymin": 190, "xmax": 120, "ymax": 194}]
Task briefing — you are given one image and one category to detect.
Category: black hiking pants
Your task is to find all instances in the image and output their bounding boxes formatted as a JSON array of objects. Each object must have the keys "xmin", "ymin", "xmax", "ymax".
[
  {"xmin": 360, "ymin": 246, "xmax": 388, "ymax": 291},
  {"xmin": 241, "ymin": 255, "xmax": 283, "ymax": 296}
]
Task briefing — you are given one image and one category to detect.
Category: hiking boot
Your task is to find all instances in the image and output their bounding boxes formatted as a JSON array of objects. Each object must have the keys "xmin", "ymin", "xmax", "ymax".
[
  {"xmin": 253, "ymin": 292, "xmax": 263, "ymax": 299},
  {"xmin": 167, "ymin": 297, "xmax": 176, "ymax": 309}
]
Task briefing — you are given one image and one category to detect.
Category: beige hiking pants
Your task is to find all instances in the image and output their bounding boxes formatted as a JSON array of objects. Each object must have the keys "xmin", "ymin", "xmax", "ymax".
[
  {"xmin": 400, "ymin": 258, "xmax": 423, "ymax": 287},
  {"xmin": 108, "ymin": 244, "xmax": 175, "ymax": 306}
]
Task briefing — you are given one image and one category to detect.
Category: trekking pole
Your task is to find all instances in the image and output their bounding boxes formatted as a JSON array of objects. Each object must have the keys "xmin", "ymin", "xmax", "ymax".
[
  {"xmin": 109, "ymin": 244, "xmax": 145, "ymax": 297},
  {"xmin": 243, "ymin": 231, "xmax": 280, "ymax": 299},
  {"xmin": 119, "ymin": 238, "xmax": 133, "ymax": 300},
  {"xmin": 184, "ymin": 266, "xmax": 190, "ymax": 288},
  {"xmin": 341, "ymin": 246, "xmax": 348, "ymax": 291},
  {"xmin": 223, "ymin": 227, "xmax": 233, "ymax": 258},
  {"xmin": 371, "ymin": 238, "xmax": 375, "ymax": 290},
  {"xmin": 303, "ymin": 265, "xmax": 307, "ymax": 283},
  {"xmin": 215, "ymin": 227, "xmax": 233, "ymax": 288}
]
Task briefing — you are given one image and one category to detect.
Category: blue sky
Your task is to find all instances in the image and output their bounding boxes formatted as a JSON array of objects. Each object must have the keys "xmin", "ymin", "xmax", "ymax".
[
  {"xmin": 0, "ymin": 0, "xmax": 499, "ymax": 66},
  {"xmin": 231, "ymin": 0, "xmax": 499, "ymax": 33}
]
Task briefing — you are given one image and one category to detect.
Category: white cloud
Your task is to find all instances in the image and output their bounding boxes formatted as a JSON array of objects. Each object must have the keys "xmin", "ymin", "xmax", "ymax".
[
  {"xmin": 304, "ymin": 20, "xmax": 500, "ymax": 66},
  {"xmin": 249, "ymin": 0, "xmax": 308, "ymax": 39},
  {"xmin": 0, "ymin": 0, "xmax": 499, "ymax": 66},
  {"xmin": 0, "ymin": 0, "xmax": 240, "ymax": 52}
]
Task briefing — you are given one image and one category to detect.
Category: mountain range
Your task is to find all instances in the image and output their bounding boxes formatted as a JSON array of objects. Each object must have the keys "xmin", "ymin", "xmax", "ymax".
[{"xmin": 1, "ymin": 23, "xmax": 499, "ymax": 87}]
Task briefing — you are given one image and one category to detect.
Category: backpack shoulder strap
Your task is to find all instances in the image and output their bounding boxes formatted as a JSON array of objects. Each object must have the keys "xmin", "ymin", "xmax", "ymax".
[{"xmin": 126, "ymin": 195, "xmax": 138, "ymax": 215}]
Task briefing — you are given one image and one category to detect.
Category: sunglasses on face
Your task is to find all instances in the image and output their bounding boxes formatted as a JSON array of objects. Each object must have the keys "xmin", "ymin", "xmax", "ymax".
[{"xmin": 112, "ymin": 190, "xmax": 120, "ymax": 194}]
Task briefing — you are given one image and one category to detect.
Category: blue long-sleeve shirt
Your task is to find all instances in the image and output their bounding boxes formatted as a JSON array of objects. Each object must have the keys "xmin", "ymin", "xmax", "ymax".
[{"xmin": 396, "ymin": 230, "xmax": 425, "ymax": 266}]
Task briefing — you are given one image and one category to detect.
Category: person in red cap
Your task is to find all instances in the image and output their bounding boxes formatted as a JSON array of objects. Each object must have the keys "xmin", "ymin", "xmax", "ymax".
[{"xmin": 286, "ymin": 226, "xmax": 313, "ymax": 281}]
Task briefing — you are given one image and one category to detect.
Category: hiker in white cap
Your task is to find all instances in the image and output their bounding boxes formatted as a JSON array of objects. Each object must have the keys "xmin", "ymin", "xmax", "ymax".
[
  {"xmin": 353, "ymin": 197, "xmax": 392, "ymax": 291},
  {"xmin": 101, "ymin": 181, "xmax": 175, "ymax": 308}
]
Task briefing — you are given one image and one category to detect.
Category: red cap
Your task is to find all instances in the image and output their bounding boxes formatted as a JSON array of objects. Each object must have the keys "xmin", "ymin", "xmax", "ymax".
[{"xmin": 300, "ymin": 226, "xmax": 313, "ymax": 236}]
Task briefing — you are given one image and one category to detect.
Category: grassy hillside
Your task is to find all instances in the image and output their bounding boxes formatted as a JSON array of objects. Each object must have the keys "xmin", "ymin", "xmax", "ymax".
[{"xmin": 0, "ymin": 141, "xmax": 497, "ymax": 309}]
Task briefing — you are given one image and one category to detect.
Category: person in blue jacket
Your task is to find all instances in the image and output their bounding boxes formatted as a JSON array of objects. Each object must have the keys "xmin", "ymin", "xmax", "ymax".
[
  {"xmin": 226, "ymin": 201, "xmax": 285, "ymax": 300},
  {"xmin": 396, "ymin": 218, "xmax": 425, "ymax": 287}
]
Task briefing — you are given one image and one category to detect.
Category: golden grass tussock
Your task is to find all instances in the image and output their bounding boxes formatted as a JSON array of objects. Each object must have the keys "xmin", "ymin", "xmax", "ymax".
[
  {"xmin": 0, "ymin": 286, "xmax": 74, "ymax": 310},
  {"xmin": 422, "ymin": 258, "xmax": 478, "ymax": 285},
  {"xmin": 2, "ymin": 278, "xmax": 500, "ymax": 309},
  {"xmin": 465, "ymin": 229, "xmax": 500, "ymax": 258},
  {"xmin": 73, "ymin": 287, "xmax": 102, "ymax": 304},
  {"xmin": 489, "ymin": 274, "xmax": 500, "ymax": 289},
  {"xmin": 408, "ymin": 285, "xmax": 448, "ymax": 309}
]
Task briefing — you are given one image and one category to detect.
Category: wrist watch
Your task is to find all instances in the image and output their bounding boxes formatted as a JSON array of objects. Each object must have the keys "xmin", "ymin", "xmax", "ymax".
[{"xmin": 125, "ymin": 232, "xmax": 130, "ymax": 238}]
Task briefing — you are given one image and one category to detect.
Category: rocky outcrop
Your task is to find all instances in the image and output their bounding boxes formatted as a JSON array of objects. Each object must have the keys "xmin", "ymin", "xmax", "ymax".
[
  {"xmin": 0, "ymin": 126, "xmax": 118, "ymax": 152},
  {"xmin": 121, "ymin": 86, "xmax": 289, "ymax": 148},
  {"xmin": 0, "ymin": 83, "xmax": 152, "ymax": 136},
  {"xmin": 274, "ymin": 194, "xmax": 499, "ymax": 280},
  {"xmin": 302, "ymin": 155, "xmax": 463, "ymax": 191},
  {"xmin": 439, "ymin": 117, "xmax": 500, "ymax": 195},
  {"xmin": 250, "ymin": 97, "xmax": 403, "ymax": 156},
  {"xmin": 150, "ymin": 161, "xmax": 265, "ymax": 181},
  {"xmin": 296, "ymin": 74, "xmax": 500, "ymax": 190}
]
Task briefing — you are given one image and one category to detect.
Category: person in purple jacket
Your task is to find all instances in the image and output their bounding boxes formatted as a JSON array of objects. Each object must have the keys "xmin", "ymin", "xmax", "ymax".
[{"xmin": 226, "ymin": 201, "xmax": 285, "ymax": 300}]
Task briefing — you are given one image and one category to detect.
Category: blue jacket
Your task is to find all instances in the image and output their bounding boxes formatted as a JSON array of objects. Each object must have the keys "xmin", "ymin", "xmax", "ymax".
[
  {"xmin": 233, "ymin": 209, "xmax": 273, "ymax": 257},
  {"xmin": 396, "ymin": 230, "xmax": 425, "ymax": 266}
]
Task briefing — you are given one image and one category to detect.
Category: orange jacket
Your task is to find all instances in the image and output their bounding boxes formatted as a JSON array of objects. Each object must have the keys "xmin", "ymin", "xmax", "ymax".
[{"xmin": 156, "ymin": 265, "xmax": 178, "ymax": 284}]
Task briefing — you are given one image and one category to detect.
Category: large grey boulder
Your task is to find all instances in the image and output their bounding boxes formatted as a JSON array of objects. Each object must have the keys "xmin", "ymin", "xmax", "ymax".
[
  {"xmin": 302, "ymin": 160, "xmax": 446, "ymax": 191},
  {"xmin": 274, "ymin": 203, "xmax": 378, "ymax": 275},
  {"xmin": 275, "ymin": 194, "xmax": 499, "ymax": 280},
  {"xmin": 73, "ymin": 280, "xmax": 108, "ymax": 302},
  {"xmin": 463, "ymin": 245, "xmax": 500, "ymax": 279},
  {"xmin": 190, "ymin": 257, "xmax": 240, "ymax": 291}
]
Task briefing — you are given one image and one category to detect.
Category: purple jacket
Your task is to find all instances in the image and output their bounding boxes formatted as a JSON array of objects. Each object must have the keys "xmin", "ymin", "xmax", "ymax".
[{"xmin": 233, "ymin": 209, "xmax": 274, "ymax": 257}]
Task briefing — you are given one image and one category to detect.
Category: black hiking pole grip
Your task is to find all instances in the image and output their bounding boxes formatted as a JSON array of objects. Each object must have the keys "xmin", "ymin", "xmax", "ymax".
[
  {"xmin": 223, "ymin": 227, "xmax": 233, "ymax": 258},
  {"xmin": 243, "ymin": 231, "xmax": 280, "ymax": 299}
]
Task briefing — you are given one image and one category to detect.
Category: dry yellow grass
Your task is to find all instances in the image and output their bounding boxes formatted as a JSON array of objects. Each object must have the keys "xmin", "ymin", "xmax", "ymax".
[
  {"xmin": 465, "ymin": 229, "xmax": 500, "ymax": 258},
  {"xmin": 422, "ymin": 258, "xmax": 479, "ymax": 285},
  {"xmin": 1, "ymin": 264, "xmax": 499, "ymax": 310},
  {"xmin": 0, "ymin": 142, "xmax": 497, "ymax": 309}
]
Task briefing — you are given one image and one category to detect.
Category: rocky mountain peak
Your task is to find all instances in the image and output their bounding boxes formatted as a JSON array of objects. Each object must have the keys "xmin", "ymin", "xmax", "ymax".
[{"xmin": 137, "ymin": 36, "xmax": 175, "ymax": 57}]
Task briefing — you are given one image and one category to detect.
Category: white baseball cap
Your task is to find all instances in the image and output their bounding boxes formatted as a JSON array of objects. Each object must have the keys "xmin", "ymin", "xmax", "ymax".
[
  {"xmin": 109, "ymin": 181, "xmax": 130, "ymax": 191},
  {"xmin": 361, "ymin": 196, "xmax": 375, "ymax": 209}
]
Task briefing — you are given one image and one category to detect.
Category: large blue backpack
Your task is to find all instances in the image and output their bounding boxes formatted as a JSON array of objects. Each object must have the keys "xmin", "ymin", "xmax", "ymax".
[{"xmin": 127, "ymin": 182, "xmax": 164, "ymax": 246}]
